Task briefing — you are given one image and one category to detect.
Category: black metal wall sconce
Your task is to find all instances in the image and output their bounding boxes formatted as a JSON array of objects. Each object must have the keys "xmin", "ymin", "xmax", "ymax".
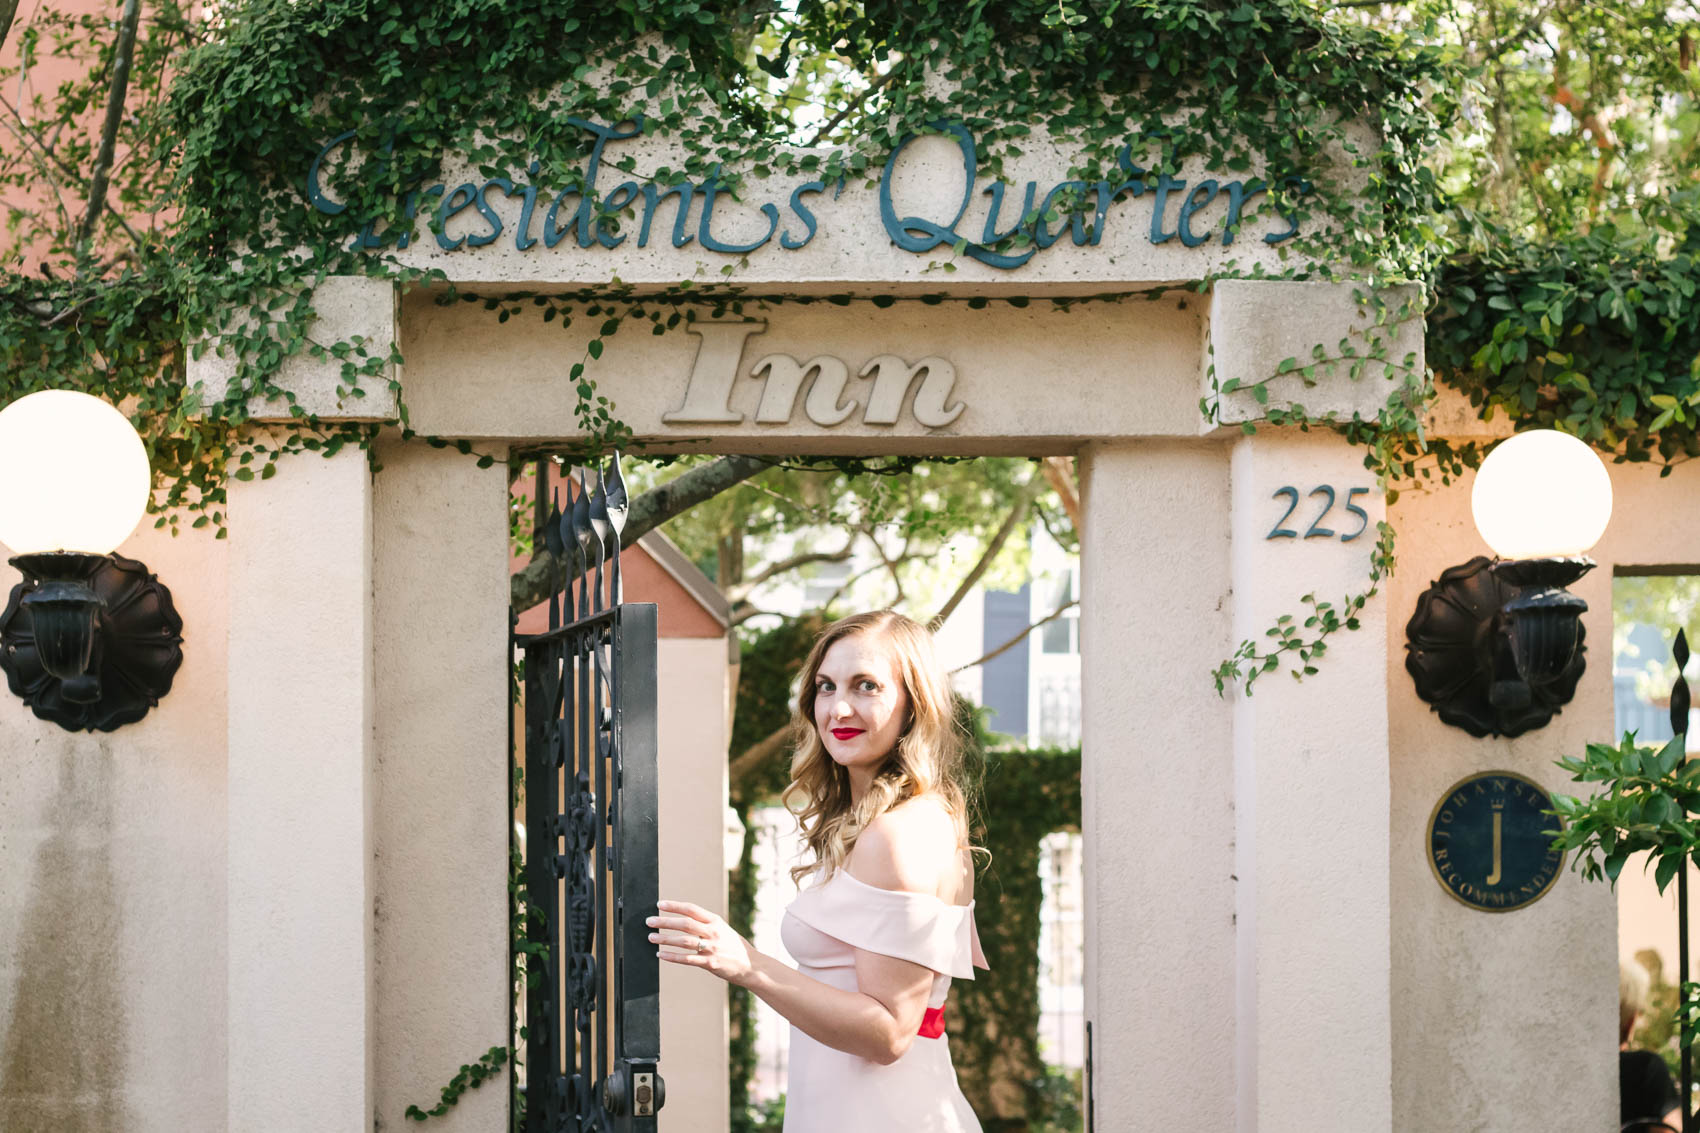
[
  {"xmin": 1406, "ymin": 429, "xmax": 1613, "ymax": 738},
  {"xmin": 0, "ymin": 390, "xmax": 182, "ymax": 732}
]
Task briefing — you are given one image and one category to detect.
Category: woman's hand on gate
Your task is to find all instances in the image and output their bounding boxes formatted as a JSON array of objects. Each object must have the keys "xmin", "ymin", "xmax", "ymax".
[{"xmin": 648, "ymin": 899, "xmax": 757, "ymax": 985}]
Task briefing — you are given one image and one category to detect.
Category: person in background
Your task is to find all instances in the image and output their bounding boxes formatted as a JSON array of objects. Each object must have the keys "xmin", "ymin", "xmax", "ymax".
[{"xmin": 1622, "ymin": 956, "xmax": 1683, "ymax": 1131}]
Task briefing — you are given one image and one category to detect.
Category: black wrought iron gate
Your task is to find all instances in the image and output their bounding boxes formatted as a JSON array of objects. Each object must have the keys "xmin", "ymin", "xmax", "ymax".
[{"xmin": 516, "ymin": 457, "xmax": 664, "ymax": 1132}]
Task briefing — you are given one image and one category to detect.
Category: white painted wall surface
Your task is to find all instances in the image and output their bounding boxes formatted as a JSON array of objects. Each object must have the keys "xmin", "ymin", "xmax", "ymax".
[
  {"xmin": 305, "ymin": 108, "xmax": 1372, "ymax": 295},
  {"xmin": 1381, "ymin": 458, "xmax": 1698, "ymax": 1133},
  {"xmin": 656, "ymin": 635, "xmax": 734, "ymax": 1133},
  {"xmin": 1229, "ymin": 431, "xmax": 1390, "ymax": 1133},
  {"xmin": 227, "ymin": 445, "xmax": 375, "ymax": 1132},
  {"xmin": 372, "ymin": 439, "xmax": 512, "ymax": 1131},
  {"xmin": 397, "ymin": 293, "xmax": 1206, "ymax": 451},
  {"xmin": 1079, "ymin": 440, "xmax": 1236, "ymax": 1131},
  {"xmin": 0, "ymin": 524, "xmax": 227, "ymax": 1133}
]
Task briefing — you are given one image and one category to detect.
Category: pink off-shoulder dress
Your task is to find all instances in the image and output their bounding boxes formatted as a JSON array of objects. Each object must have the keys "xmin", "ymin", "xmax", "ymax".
[{"xmin": 778, "ymin": 866, "xmax": 991, "ymax": 1133}]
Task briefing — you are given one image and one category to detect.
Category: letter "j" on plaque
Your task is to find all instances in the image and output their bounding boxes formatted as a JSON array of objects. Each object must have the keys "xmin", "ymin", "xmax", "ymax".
[{"xmin": 1485, "ymin": 810, "xmax": 1502, "ymax": 886}]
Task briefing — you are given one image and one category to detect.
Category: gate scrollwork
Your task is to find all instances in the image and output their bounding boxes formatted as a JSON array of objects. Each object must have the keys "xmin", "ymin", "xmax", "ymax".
[{"xmin": 518, "ymin": 454, "xmax": 664, "ymax": 1132}]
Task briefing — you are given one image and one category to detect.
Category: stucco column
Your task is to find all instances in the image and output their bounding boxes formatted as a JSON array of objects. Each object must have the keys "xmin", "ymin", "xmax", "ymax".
[
  {"xmin": 1079, "ymin": 440, "xmax": 1236, "ymax": 1131},
  {"xmin": 208, "ymin": 276, "xmax": 398, "ymax": 1132},
  {"xmin": 1228, "ymin": 430, "xmax": 1392, "ymax": 1133},
  {"xmin": 371, "ymin": 438, "xmax": 512, "ymax": 1131},
  {"xmin": 656, "ymin": 636, "xmax": 734, "ymax": 1133},
  {"xmin": 226, "ymin": 443, "xmax": 376, "ymax": 1131}
]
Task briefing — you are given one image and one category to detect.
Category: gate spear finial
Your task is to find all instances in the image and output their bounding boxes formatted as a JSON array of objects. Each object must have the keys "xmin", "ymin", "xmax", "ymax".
[
  {"xmin": 578, "ymin": 466, "xmax": 606, "ymax": 615},
  {"xmin": 564, "ymin": 472, "xmax": 594, "ymax": 619},
  {"xmin": 543, "ymin": 488, "xmax": 565, "ymax": 629},
  {"xmin": 604, "ymin": 453, "xmax": 629, "ymax": 604},
  {"xmin": 1673, "ymin": 629, "xmax": 1691, "ymax": 739}
]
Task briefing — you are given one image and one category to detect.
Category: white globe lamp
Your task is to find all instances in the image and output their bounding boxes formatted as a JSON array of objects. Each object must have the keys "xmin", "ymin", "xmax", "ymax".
[
  {"xmin": 1406, "ymin": 428, "xmax": 1614, "ymax": 738},
  {"xmin": 0, "ymin": 390, "xmax": 182, "ymax": 731},
  {"xmin": 1471, "ymin": 429, "xmax": 1612, "ymax": 560}
]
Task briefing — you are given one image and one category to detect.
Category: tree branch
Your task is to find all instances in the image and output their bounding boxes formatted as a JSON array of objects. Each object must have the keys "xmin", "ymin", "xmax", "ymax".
[
  {"xmin": 1039, "ymin": 456, "xmax": 1080, "ymax": 534},
  {"xmin": 0, "ymin": 0, "xmax": 22, "ymax": 65},
  {"xmin": 0, "ymin": 93, "xmax": 76, "ymax": 235},
  {"xmin": 728, "ymin": 532, "xmax": 858, "ymax": 601},
  {"xmin": 927, "ymin": 475, "xmax": 1041, "ymax": 631},
  {"xmin": 951, "ymin": 600, "xmax": 1079, "ymax": 674},
  {"xmin": 628, "ymin": 455, "xmax": 771, "ymax": 543},
  {"xmin": 816, "ymin": 551, "xmax": 917, "ymax": 612},
  {"xmin": 510, "ymin": 454, "xmax": 769, "ymax": 612},
  {"xmin": 729, "ymin": 721, "xmax": 793, "ymax": 795},
  {"xmin": 804, "ymin": 69, "xmax": 895, "ymax": 147},
  {"xmin": 873, "ymin": 530, "xmax": 911, "ymax": 608},
  {"xmin": 1483, "ymin": 0, "xmax": 1561, "ymax": 61},
  {"xmin": 77, "ymin": 0, "xmax": 143, "ymax": 257},
  {"xmin": 728, "ymin": 603, "xmax": 778, "ymax": 628}
]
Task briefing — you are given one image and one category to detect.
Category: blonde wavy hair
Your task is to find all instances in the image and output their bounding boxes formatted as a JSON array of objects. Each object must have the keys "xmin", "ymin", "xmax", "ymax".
[{"xmin": 781, "ymin": 610, "xmax": 987, "ymax": 888}]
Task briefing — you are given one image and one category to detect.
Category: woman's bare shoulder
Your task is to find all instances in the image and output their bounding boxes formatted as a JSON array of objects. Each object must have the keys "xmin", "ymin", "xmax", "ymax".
[{"xmin": 848, "ymin": 797, "xmax": 964, "ymax": 900}]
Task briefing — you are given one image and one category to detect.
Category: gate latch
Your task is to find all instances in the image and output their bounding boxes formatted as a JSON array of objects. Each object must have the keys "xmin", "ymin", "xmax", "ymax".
[
  {"xmin": 633, "ymin": 1070, "xmax": 660, "ymax": 1115},
  {"xmin": 604, "ymin": 1062, "xmax": 664, "ymax": 1117}
]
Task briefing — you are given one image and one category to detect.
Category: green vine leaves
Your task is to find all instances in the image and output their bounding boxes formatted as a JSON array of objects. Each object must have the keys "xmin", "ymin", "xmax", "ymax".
[
  {"xmin": 1429, "ymin": 203, "xmax": 1700, "ymax": 471},
  {"xmin": 1210, "ymin": 520, "xmax": 1396, "ymax": 697},
  {"xmin": 1203, "ymin": 283, "xmax": 1429, "ymax": 697},
  {"xmin": 403, "ymin": 1046, "xmax": 510, "ymax": 1122},
  {"xmin": 5, "ymin": 0, "xmax": 1471, "ymax": 719},
  {"xmin": 6, "ymin": 0, "xmax": 1457, "ymax": 551},
  {"xmin": 164, "ymin": 4, "xmax": 1450, "ymax": 376},
  {"xmin": 1551, "ymin": 732, "xmax": 1700, "ymax": 895}
]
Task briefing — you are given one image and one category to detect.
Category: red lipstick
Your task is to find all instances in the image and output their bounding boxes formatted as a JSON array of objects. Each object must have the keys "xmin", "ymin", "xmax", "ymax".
[{"xmin": 830, "ymin": 728, "xmax": 863, "ymax": 740}]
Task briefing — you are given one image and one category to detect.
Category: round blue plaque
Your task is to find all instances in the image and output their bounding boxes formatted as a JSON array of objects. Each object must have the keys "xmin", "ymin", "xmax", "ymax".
[{"xmin": 1426, "ymin": 771, "xmax": 1564, "ymax": 912}]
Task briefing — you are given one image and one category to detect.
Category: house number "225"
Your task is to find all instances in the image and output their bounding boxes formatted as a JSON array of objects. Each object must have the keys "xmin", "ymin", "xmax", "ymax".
[{"xmin": 1267, "ymin": 486, "xmax": 1372, "ymax": 542}]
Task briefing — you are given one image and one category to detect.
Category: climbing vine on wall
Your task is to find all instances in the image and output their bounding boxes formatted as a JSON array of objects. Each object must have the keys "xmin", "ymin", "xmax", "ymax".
[
  {"xmin": 9, "ymin": 0, "xmax": 1468, "ymax": 709},
  {"xmin": 5, "ymin": 0, "xmax": 1455, "ymax": 537},
  {"xmin": 11, "ymin": 0, "xmax": 1700, "ymax": 697}
]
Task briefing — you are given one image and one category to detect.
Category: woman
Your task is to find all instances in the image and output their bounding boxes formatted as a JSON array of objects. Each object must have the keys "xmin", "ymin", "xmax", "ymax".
[{"xmin": 648, "ymin": 610, "xmax": 991, "ymax": 1132}]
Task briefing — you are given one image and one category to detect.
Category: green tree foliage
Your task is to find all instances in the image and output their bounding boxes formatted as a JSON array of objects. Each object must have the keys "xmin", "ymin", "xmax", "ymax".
[
  {"xmin": 1335, "ymin": 1, "xmax": 1700, "ymax": 470},
  {"xmin": 1615, "ymin": 574, "xmax": 1700, "ymax": 693},
  {"xmin": 0, "ymin": 0, "xmax": 191, "ymax": 262},
  {"xmin": 0, "ymin": 0, "xmax": 241, "ymax": 531},
  {"xmin": 1353, "ymin": 0, "xmax": 1700, "ymax": 238},
  {"xmin": 724, "ymin": 616, "xmax": 819, "ymax": 1132},
  {"xmin": 954, "ymin": 713, "xmax": 1080, "ymax": 1132},
  {"xmin": 730, "ymin": 615, "xmax": 825, "ymax": 807},
  {"xmin": 1553, "ymin": 732, "xmax": 1700, "ymax": 893},
  {"xmin": 633, "ymin": 455, "xmax": 1062, "ymax": 628}
]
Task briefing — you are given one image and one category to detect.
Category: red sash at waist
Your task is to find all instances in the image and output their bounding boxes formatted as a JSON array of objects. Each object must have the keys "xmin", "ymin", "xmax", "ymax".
[{"xmin": 918, "ymin": 1006, "xmax": 946, "ymax": 1039}]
